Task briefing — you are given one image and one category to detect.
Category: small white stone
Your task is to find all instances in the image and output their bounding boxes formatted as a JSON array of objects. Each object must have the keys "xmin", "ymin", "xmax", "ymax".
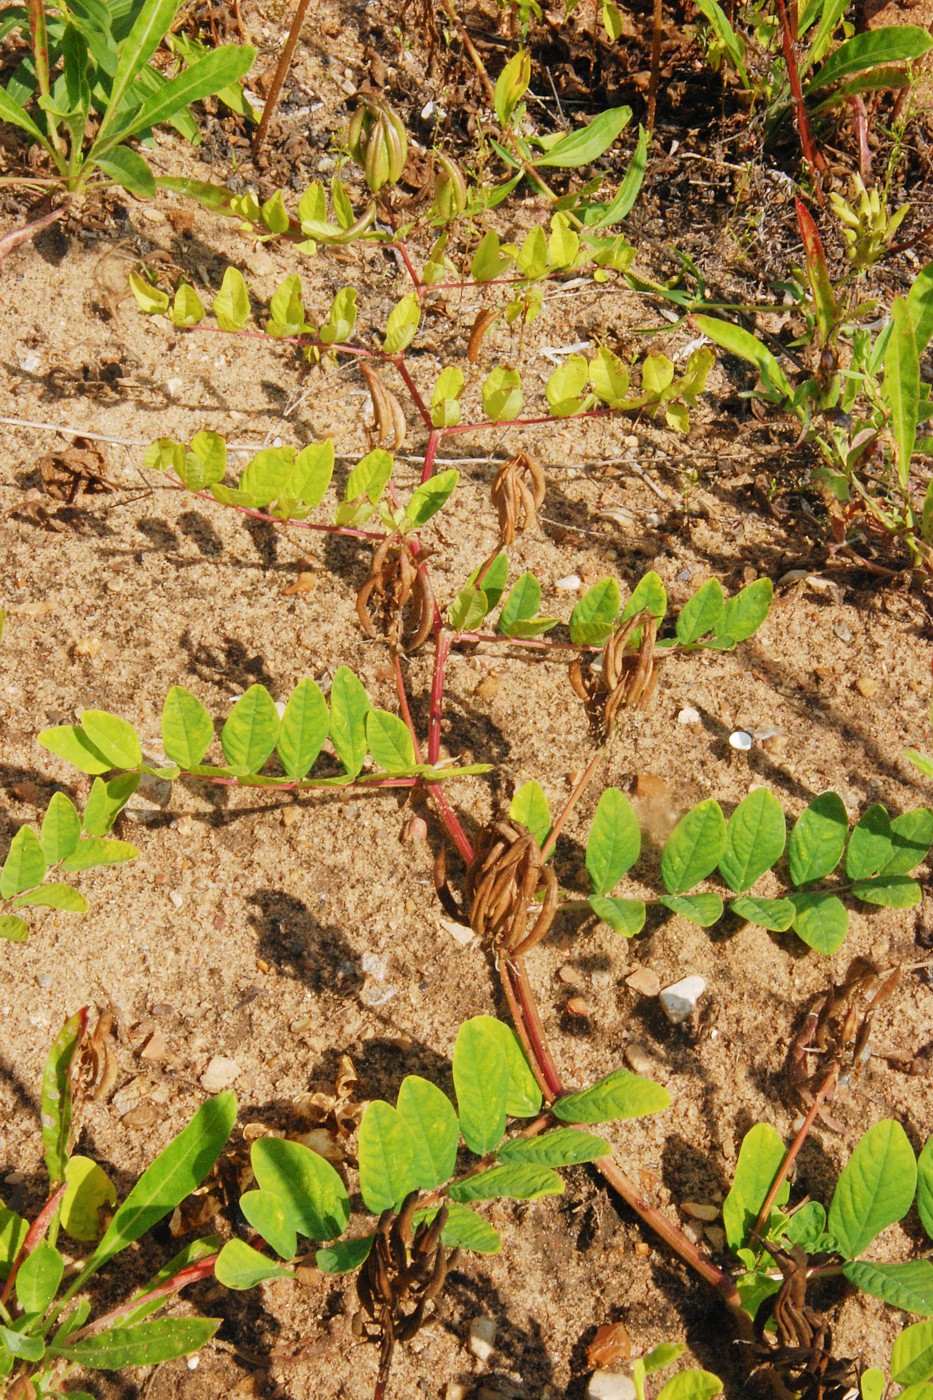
[
  {"xmin": 441, "ymin": 918, "xmax": 476, "ymax": 946},
  {"xmin": 361, "ymin": 952, "xmax": 387, "ymax": 981},
  {"xmin": 186, "ymin": 1355, "xmax": 200, "ymax": 1370},
  {"xmin": 274, "ymin": 700, "xmax": 287, "ymax": 719},
  {"xmin": 678, "ymin": 706, "xmax": 700, "ymax": 725},
  {"xmin": 168, "ymin": 889, "xmax": 184, "ymax": 909},
  {"xmin": 201, "ymin": 1055, "xmax": 240, "ymax": 1092},
  {"xmin": 469, "ymin": 1316, "xmax": 497, "ymax": 1363},
  {"xmin": 659, "ymin": 974, "xmax": 707, "ymax": 1025},
  {"xmin": 587, "ymin": 1371, "xmax": 637, "ymax": 1400},
  {"xmin": 164, "ymin": 377, "xmax": 184, "ymax": 399},
  {"xmin": 555, "ymin": 574, "xmax": 582, "ymax": 592},
  {"xmin": 729, "ymin": 730, "xmax": 753, "ymax": 751},
  {"xmin": 18, "ymin": 349, "xmax": 41, "ymax": 373}
]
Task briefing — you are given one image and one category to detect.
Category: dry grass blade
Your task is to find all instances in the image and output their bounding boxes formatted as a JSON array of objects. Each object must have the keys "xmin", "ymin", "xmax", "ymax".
[
  {"xmin": 356, "ymin": 536, "xmax": 435, "ymax": 652},
  {"xmin": 568, "ymin": 610, "xmax": 659, "ymax": 736},
  {"xmin": 491, "ymin": 451, "xmax": 546, "ymax": 544},
  {"xmin": 465, "ymin": 818, "xmax": 557, "ymax": 956},
  {"xmin": 467, "ymin": 307, "xmax": 500, "ymax": 365}
]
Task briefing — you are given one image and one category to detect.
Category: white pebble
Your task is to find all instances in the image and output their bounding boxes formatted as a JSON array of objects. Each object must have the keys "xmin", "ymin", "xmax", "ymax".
[
  {"xmin": 275, "ymin": 700, "xmax": 287, "ymax": 719},
  {"xmin": 200, "ymin": 1055, "xmax": 240, "ymax": 1092},
  {"xmin": 186, "ymin": 1355, "xmax": 200, "ymax": 1371},
  {"xmin": 361, "ymin": 952, "xmax": 388, "ymax": 981},
  {"xmin": 164, "ymin": 377, "xmax": 184, "ymax": 399},
  {"xmin": 678, "ymin": 706, "xmax": 700, "ymax": 725},
  {"xmin": 360, "ymin": 984, "xmax": 397, "ymax": 1007},
  {"xmin": 440, "ymin": 918, "xmax": 476, "ymax": 946},
  {"xmin": 18, "ymin": 349, "xmax": 41, "ymax": 373},
  {"xmin": 729, "ymin": 730, "xmax": 753, "ymax": 751},
  {"xmin": 555, "ymin": 574, "xmax": 582, "ymax": 592},
  {"xmin": 168, "ymin": 889, "xmax": 184, "ymax": 909},
  {"xmin": 660, "ymin": 974, "xmax": 707, "ymax": 1025},
  {"xmin": 587, "ymin": 1371, "xmax": 637, "ymax": 1399},
  {"xmin": 469, "ymin": 1316, "xmax": 497, "ymax": 1363}
]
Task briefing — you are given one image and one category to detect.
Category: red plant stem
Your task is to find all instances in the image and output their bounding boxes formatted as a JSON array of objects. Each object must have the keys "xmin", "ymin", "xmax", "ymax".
[
  {"xmin": 428, "ymin": 633, "xmax": 451, "ymax": 767},
  {"xmin": 252, "ymin": 0, "xmax": 311, "ymax": 154},
  {"xmin": 421, "ymin": 429, "xmax": 442, "ymax": 484},
  {"xmin": 0, "ymin": 1183, "xmax": 67, "ymax": 1307},
  {"xmin": 772, "ymin": 0, "xmax": 827, "ymax": 194},
  {"xmin": 393, "ymin": 239, "xmax": 423, "ymax": 295},
  {"xmin": 390, "ymin": 355, "xmax": 433, "ymax": 430},
  {"xmin": 393, "ymin": 654, "xmax": 424, "ymax": 766},
  {"xmin": 752, "ymin": 1068, "xmax": 839, "ymax": 1238},
  {"xmin": 0, "ymin": 206, "xmax": 67, "ymax": 265},
  {"xmin": 186, "ymin": 485, "xmax": 381, "ymax": 539},
  {"xmin": 540, "ymin": 748, "xmax": 602, "ymax": 862},
  {"xmin": 67, "ymin": 1256, "xmax": 220, "ymax": 1341}
]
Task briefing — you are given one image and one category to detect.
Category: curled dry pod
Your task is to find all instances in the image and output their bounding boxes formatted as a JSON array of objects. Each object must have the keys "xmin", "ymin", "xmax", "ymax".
[{"xmin": 431, "ymin": 154, "xmax": 468, "ymax": 224}]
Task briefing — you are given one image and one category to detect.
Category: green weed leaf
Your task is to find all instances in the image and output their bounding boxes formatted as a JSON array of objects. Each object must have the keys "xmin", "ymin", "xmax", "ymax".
[
  {"xmin": 365, "ymin": 709, "xmax": 416, "ymax": 772},
  {"xmin": 40, "ymin": 793, "xmax": 81, "ymax": 864},
  {"xmin": 787, "ymin": 891, "xmax": 848, "ymax": 954},
  {"xmin": 358, "ymin": 1101, "xmax": 420, "ymax": 1212},
  {"xmin": 383, "ymin": 292, "xmax": 421, "ymax": 353},
  {"xmin": 405, "ymin": 469, "xmax": 459, "ymax": 527},
  {"xmin": 510, "ymin": 781, "xmax": 551, "ymax": 848},
  {"xmin": 885, "ymin": 296, "xmax": 920, "ymax": 488},
  {"xmin": 61, "ymin": 837, "xmax": 139, "ymax": 873},
  {"xmin": 1, "ymin": 826, "xmax": 47, "ymax": 898},
  {"xmin": 449, "ymin": 1164, "xmax": 563, "ymax": 1202},
  {"xmin": 661, "ymin": 800, "xmax": 727, "ymax": 894},
  {"xmin": 845, "ymin": 804, "xmax": 893, "ymax": 878},
  {"xmin": 215, "ymin": 1239, "xmax": 292, "ymax": 1289},
  {"xmin": 440, "ymin": 1202, "xmax": 501, "ymax": 1253},
  {"xmin": 16, "ymin": 1238, "xmax": 63, "ymax": 1315},
  {"xmin": 80, "ymin": 711, "xmax": 142, "ymax": 770},
  {"xmin": 918, "ymin": 1136, "xmax": 933, "ymax": 1240},
  {"xmin": 717, "ymin": 578, "xmax": 773, "ymax": 642},
  {"xmin": 722, "ymin": 1123, "xmax": 789, "ymax": 1252},
  {"xmin": 213, "ymin": 266, "xmax": 251, "ymax": 331},
  {"xmin": 497, "ymin": 1127, "xmax": 610, "ymax": 1167},
  {"xmin": 82, "ymin": 774, "xmax": 140, "ymax": 835},
  {"xmin": 807, "ymin": 25, "xmax": 933, "ymax": 91},
  {"xmin": 620, "ymin": 570, "xmax": 667, "ymax": 625},
  {"xmin": 329, "ymin": 666, "xmax": 371, "ymax": 778},
  {"xmin": 691, "ymin": 316, "xmax": 792, "ymax": 400},
  {"xmin": 656, "ymin": 1371, "xmax": 723, "ymax": 1400},
  {"xmin": 569, "ymin": 577, "xmax": 621, "ymax": 645},
  {"xmin": 842, "ymin": 1259, "xmax": 933, "ymax": 1315},
  {"xmin": 162, "ymin": 687, "xmax": 214, "ymax": 768},
  {"xmin": 881, "ymin": 808, "xmax": 933, "ymax": 875},
  {"xmin": 43, "ymin": 1010, "xmax": 84, "ymax": 1182},
  {"xmin": 657, "ymin": 893, "xmax": 724, "ymax": 925},
  {"xmin": 588, "ymin": 895, "xmax": 646, "ymax": 937},
  {"xmin": 315, "ymin": 1236, "xmax": 374, "ymax": 1275},
  {"xmin": 345, "ymin": 448, "xmax": 393, "ymax": 506},
  {"xmin": 396, "ymin": 1076, "xmax": 459, "ymax": 1189},
  {"xmin": 483, "ymin": 366, "xmax": 524, "ymax": 421},
  {"xmin": 499, "ymin": 573, "xmax": 557, "ymax": 637},
  {"xmin": 38, "ymin": 726, "xmax": 113, "ymax": 776},
  {"xmin": 277, "ymin": 679, "xmax": 329, "ymax": 780},
  {"xmin": 536, "ymin": 106, "xmax": 631, "ymax": 167},
  {"xmin": 0, "ymin": 915, "xmax": 29, "ymax": 940},
  {"xmin": 240, "ymin": 1187, "xmax": 296, "ymax": 1259},
  {"xmin": 676, "ymin": 578, "xmax": 725, "ymax": 644},
  {"xmin": 829, "ymin": 1120, "xmax": 917, "ymax": 1257},
  {"xmin": 553, "ymin": 1069, "xmax": 669, "ymax": 1124},
  {"xmin": 12, "ymin": 884, "xmax": 87, "ymax": 914},
  {"xmin": 453, "ymin": 1018, "xmax": 509, "ymax": 1154},
  {"xmin": 788, "ymin": 792, "xmax": 848, "ymax": 885},
  {"xmin": 728, "ymin": 896, "xmax": 795, "ymax": 932},
  {"xmin": 891, "ymin": 1319, "xmax": 933, "ymax": 1385},
  {"xmin": 851, "ymin": 875, "xmax": 921, "ymax": 908},
  {"xmin": 586, "ymin": 787, "xmax": 640, "ymax": 895},
  {"xmin": 719, "ymin": 788, "xmax": 786, "ymax": 892},
  {"xmin": 251, "ymin": 1137, "xmax": 350, "ymax": 1243},
  {"xmin": 221, "ymin": 685, "xmax": 281, "ymax": 773},
  {"xmin": 62, "ymin": 1157, "xmax": 117, "ymax": 1242},
  {"xmin": 57, "ymin": 1318, "xmax": 220, "ymax": 1369}
]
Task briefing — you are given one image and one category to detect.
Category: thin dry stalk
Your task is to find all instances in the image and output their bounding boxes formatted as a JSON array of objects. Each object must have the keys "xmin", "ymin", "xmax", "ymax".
[{"xmin": 252, "ymin": 0, "xmax": 312, "ymax": 154}]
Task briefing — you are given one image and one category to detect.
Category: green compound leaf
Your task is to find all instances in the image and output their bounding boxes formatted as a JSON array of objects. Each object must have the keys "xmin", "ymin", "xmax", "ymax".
[
  {"xmin": 86, "ymin": 1093, "xmax": 237, "ymax": 1274},
  {"xmin": 656, "ymin": 1371, "xmax": 723, "ymax": 1400},
  {"xmin": 553, "ymin": 1069, "xmax": 670, "ymax": 1125},
  {"xmin": 80, "ymin": 710, "xmax": 142, "ymax": 771},
  {"xmin": 221, "ymin": 685, "xmax": 281, "ymax": 773},
  {"xmin": 570, "ymin": 577, "xmax": 621, "ymax": 645},
  {"xmin": 453, "ymin": 1018, "xmax": 509, "ymax": 1155},
  {"xmin": 482, "ymin": 366, "xmax": 524, "ymax": 422},
  {"xmin": 716, "ymin": 577, "xmax": 772, "ymax": 643},
  {"xmin": 449, "ymin": 583, "xmax": 490, "ymax": 632},
  {"xmin": 661, "ymin": 800, "xmax": 727, "ymax": 895},
  {"xmin": 0, "ymin": 915, "xmax": 29, "ymax": 941},
  {"xmin": 57, "ymin": 1318, "xmax": 220, "ymax": 1369},
  {"xmin": 215, "ymin": 1239, "xmax": 293, "ymax": 1289},
  {"xmin": 497, "ymin": 1127, "xmax": 610, "ymax": 1167},
  {"xmin": 38, "ymin": 725, "xmax": 113, "ymax": 775},
  {"xmin": 82, "ymin": 774, "xmax": 140, "ymax": 836},
  {"xmin": 252, "ymin": 1137, "xmax": 350, "ymax": 1242},
  {"xmin": 845, "ymin": 803, "xmax": 893, "ymax": 879},
  {"xmin": 851, "ymin": 876, "xmax": 921, "ymax": 908},
  {"xmin": 288, "ymin": 441, "xmax": 335, "ymax": 509},
  {"xmin": 365, "ymin": 709, "xmax": 416, "ymax": 773},
  {"xmin": 784, "ymin": 1200, "xmax": 827, "ymax": 1252},
  {"xmin": 0, "ymin": 826, "xmax": 47, "ymax": 898},
  {"xmin": 277, "ymin": 679, "xmax": 329, "ymax": 781},
  {"xmin": 842, "ymin": 1259, "xmax": 933, "ymax": 1316},
  {"xmin": 396, "ymin": 1076, "xmax": 459, "ymax": 1190},
  {"xmin": 510, "ymin": 780, "xmax": 551, "ymax": 848},
  {"xmin": 238, "ymin": 447, "xmax": 294, "ymax": 506},
  {"xmin": 881, "ymin": 808, "xmax": 933, "ymax": 875},
  {"xmin": 328, "ymin": 666, "xmax": 371, "ymax": 778},
  {"xmin": 358, "ymin": 1101, "xmax": 421, "ymax": 1212},
  {"xmin": 621, "ymin": 570, "xmax": 667, "ymax": 626},
  {"xmin": 919, "ymin": 1136, "xmax": 933, "ymax": 1240},
  {"xmin": 499, "ymin": 573, "xmax": 557, "ymax": 637},
  {"xmin": 586, "ymin": 787, "xmax": 640, "ymax": 895},
  {"xmin": 315, "ymin": 1236, "xmax": 374, "ymax": 1275},
  {"xmin": 212, "ymin": 266, "xmax": 251, "ymax": 332},
  {"xmin": 676, "ymin": 578, "xmax": 725, "ymax": 645},
  {"xmin": 345, "ymin": 449, "xmax": 393, "ymax": 506},
  {"xmin": 859, "ymin": 1369, "xmax": 886, "ymax": 1400},
  {"xmin": 788, "ymin": 791, "xmax": 848, "ymax": 885},
  {"xmin": 787, "ymin": 891, "xmax": 848, "ymax": 954},
  {"xmin": 588, "ymin": 895, "xmax": 646, "ymax": 937},
  {"xmin": 657, "ymin": 893, "xmax": 724, "ymax": 926},
  {"xmin": 383, "ymin": 292, "xmax": 421, "ymax": 354},
  {"xmin": 891, "ymin": 1319, "xmax": 933, "ymax": 1385},
  {"xmin": 728, "ymin": 896, "xmax": 796, "ymax": 932},
  {"xmin": 40, "ymin": 793, "xmax": 81, "ymax": 864},
  {"xmin": 719, "ymin": 788, "xmax": 786, "ymax": 892},
  {"xmin": 448, "ymin": 1164, "xmax": 564, "ymax": 1203},
  {"xmin": 240, "ymin": 1187, "xmax": 296, "ymax": 1259},
  {"xmin": 471, "ymin": 552, "xmax": 509, "ymax": 614},
  {"xmin": 440, "ymin": 1202, "xmax": 501, "ymax": 1254},
  {"xmin": 722, "ymin": 1123, "xmax": 790, "ymax": 1252},
  {"xmin": 829, "ymin": 1119, "xmax": 917, "ymax": 1258},
  {"xmin": 12, "ymin": 884, "xmax": 87, "ymax": 914},
  {"xmin": 162, "ymin": 687, "xmax": 215, "ymax": 769},
  {"xmin": 61, "ymin": 837, "xmax": 139, "ymax": 872},
  {"xmin": 536, "ymin": 105, "xmax": 631, "ymax": 168}
]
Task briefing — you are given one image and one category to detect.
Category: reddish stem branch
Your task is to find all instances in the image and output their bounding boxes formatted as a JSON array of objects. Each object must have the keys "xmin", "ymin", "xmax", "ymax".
[
  {"xmin": 253, "ymin": 0, "xmax": 312, "ymax": 154},
  {"xmin": 67, "ymin": 1256, "xmax": 220, "ymax": 1341},
  {"xmin": 752, "ymin": 1068, "xmax": 838, "ymax": 1238},
  {"xmin": 773, "ymin": 0, "xmax": 827, "ymax": 196},
  {"xmin": 540, "ymin": 748, "xmax": 602, "ymax": 862},
  {"xmin": 0, "ymin": 1183, "xmax": 67, "ymax": 1307}
]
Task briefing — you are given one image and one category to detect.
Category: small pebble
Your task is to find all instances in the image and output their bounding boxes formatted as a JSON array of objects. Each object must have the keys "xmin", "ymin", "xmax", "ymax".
[
  {"xmin": 728, "ymin": 730, "xmax": 753, "ymax": 751},
  {"xmin": 587, "ymin": 1320, "xmax": 632, "ymax": 1368},
  {"xmin": 705, "ymin": 1225, "xmax": 726, "ymax": 1249},
  {"xmin": 140, "ymin": 1030, "xmax": 170, "ymax": 1061},
  {"xmin": 856, "ymin": 676, "xmax": 878, "ymax": 698},
  {"xmin": 469, "ymin": 1317, "xmax": 497, "ymax": 1363},
  {"xmin": 623, "ymin": 1041, "xmax": 655, "ymax": 1076},
  {"xmin": 683, "ymin": 1222, "xmax": 703, "ymax": 1244},
  {"xmin": 558, "ymin": 964, "xmax": 578, "ymax": 985},
  {"xmin": 18, "ymin": 348, "xmax": 41, "ymax": 373},
  {"xmin": 566, "ymin": 997, "xmax": 589, "ymax": 1017},
  {"xmin": 440, "ymin": 918, "xmax": 475, "ymax": 946},
  {"xmin": 164, "ymin": 376, "xmax": 184, "ymax": 399},
  {"xmin": 833, "ymin": 621, "xmax": 852, "ymax": 643},
  {"xmin": 555, "ymin": 574, "xmax": 582, "ymax": 591},
  {"xmin": 591, "ymin": 969, "xmax": 611, "ymax": 990},
  {"xmin": 587, "ymin": 1371, "xmax": 637, "ymax": 1400},
  {"xmin": 168, "ymin": 889, "xmax": 184, "ymax": 909},
  {"xmin": 360, "ymin": 983, "xmax": 397, "ymax": 1007},
  {"xmin": 625, "ymin": 968, "xmax": 660, "ymax": 997},
  {"xmin": 35, "ymin": 973, "xmax": 53, "ymax": 990},
  {"xmin": 201, "ymin": 1055, "xmax": 241, "ymax": 1092},
  {"xmin": 678, "ymin": 705, "xmax": 700, "ymax": 725},
  {"xmin": 445, "ymin": 1386, "xmax": 470, "ymax": 1400},
  {"xmin": 361, "ymin": 952, "xmax": 388, "ymax": 981},
  {"xmin": 281, "ymin": 806, "xmax": 299, "ymax": 827},
  {"xmin": 682, "ymin": 1201, "xmax": 719, "ymax": 1222},
  {"xmin": 659, "ymin": 974, "xmax": 707, "ymax": 1025}
]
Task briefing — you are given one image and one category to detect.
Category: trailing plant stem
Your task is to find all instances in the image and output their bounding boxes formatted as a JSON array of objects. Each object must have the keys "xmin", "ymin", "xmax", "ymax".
[
  {"xmin": 253, "ymin": 0, "xmax": 311, "ymax": 153},
  {"xmin": 752, "ymin": 1067, "xmax": 839, "ymax": 1238},
  {"xmin": 540, "ymin": 749, "xmax": 602, "ymax": 861}
]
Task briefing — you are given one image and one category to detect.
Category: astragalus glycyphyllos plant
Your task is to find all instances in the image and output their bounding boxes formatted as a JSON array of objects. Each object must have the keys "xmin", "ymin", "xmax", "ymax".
[{"xmin": 0, "ymin": 1010, "xmax": 236, "ymax": 1398}]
